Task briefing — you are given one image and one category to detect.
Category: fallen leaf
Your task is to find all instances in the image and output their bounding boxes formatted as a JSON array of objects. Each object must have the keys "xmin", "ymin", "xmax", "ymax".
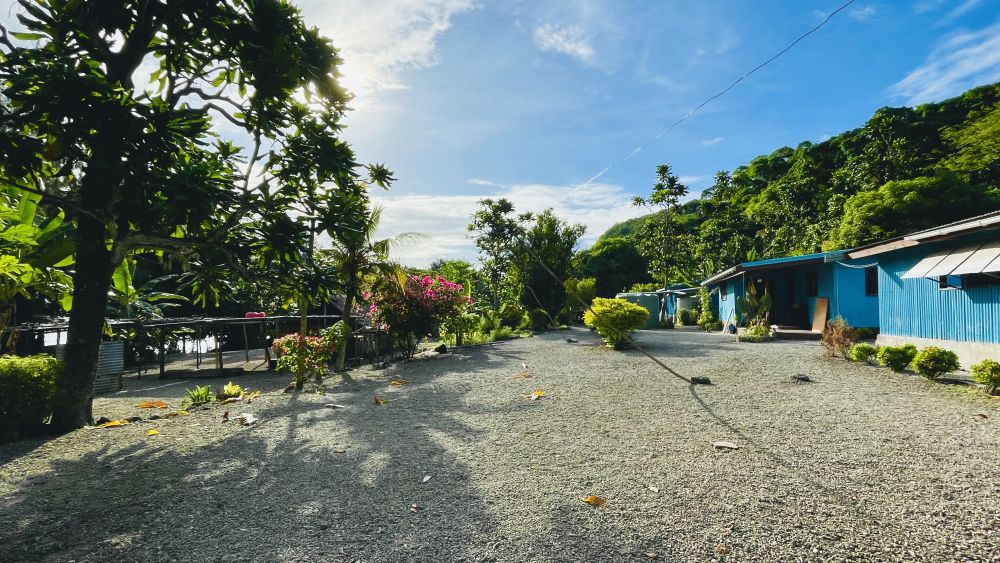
[
  {"xmin": 581, "ymin": 495, "xmax": 606, "ymax": 507},
  {"xmin": 645, "ymin": 553, "xmax": 658, "ymax": 560},
  {"xmin": 162, "ymin": 410, "xmax": 189, "ymax": 419},
  {"xmin": 244, "ymin": 390, "xmax": 262, "ymax": 400},
  {"xmin": 373, "ymin": 396, "xmax": 388, "ymax": 406},
  {"xmin": 530, "ymin": 389, "xmax": 545, "ymax": 400},
  {"xmin": 220, "ymin": 397, "xmax": 242, "ymax": 405},
  {"xmin": 389, "ymin": 379, "xmax": 409, "ymax": 386},
  {"xmin": 232, "ymin": 413, "xmax": 257, "ymax": 426},
  {"xmin": 712, "ymin": 441, "xmax": 740, "ymax": 450},
  {"xmin": 974, "ymin": 413, "xmax": 989, "ymax": 419},
  {"xmin": 97, "ymin": 419, "xmax": 128, "ymax": 428},
  {"xmin": 135, "ymin": 400, "xmax": 169, "ymax": 409},
  {"xmin": 410, "ymin": 503, "xmax": 420, "ymax": 512},
  {"xmin": 648, "ymin": 485, "xmax": 659, "ymax": 493},
  {"xmin": 222, "ymin": 411, "xmax": 230, "ymax": 422},
  {"xmin": 715, "ymin": 543, "xmax": 731, "ymax": 555},
  {"xmin": 422, "ymin": 475, "xmax": 432, "ymax": 483},
  {"xmin": 512, "ymin": 371, "xmax": 533, "ymax": 380},
  {"xmin": 146, "ymin": 429, "xmax": 159, "ymax": 436}
]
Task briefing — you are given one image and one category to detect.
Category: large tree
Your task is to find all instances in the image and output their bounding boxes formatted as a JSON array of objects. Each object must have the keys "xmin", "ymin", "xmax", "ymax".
[
  {"xmin": 514, "ymin": 208, "xmax": 585, "ymax": 315},
  {"xmin": 0, "ymin": 1, "xmax": 363, "ymax": 429},
  {"xmin": 467, "ymin": 198, "xmax": 530, "ymax": 310}
]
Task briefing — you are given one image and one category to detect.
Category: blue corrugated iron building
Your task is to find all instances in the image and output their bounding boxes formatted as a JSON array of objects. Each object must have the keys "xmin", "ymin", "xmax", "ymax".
[
  {"xmin": 847, "ymin": 211, "xmax": 1000, "ymax": 366},
  {"xmin": 702, "ymin": 251, "xmax": 879, "ymax": 331}
]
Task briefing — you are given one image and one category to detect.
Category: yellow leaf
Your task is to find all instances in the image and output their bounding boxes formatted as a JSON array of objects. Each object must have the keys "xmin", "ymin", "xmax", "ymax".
[
  {"xmin": 244, "ymin": 390, "xmax": 261, "ymax": 400},
  {"xmin": 373, "ymin": 396, "xmax": 388, "ymax": 406},
  {"xmin": 97, "ymin": 419, "xmax": 128, "ymax": 428},
  {"xmin": 389, "ymin": 379, "xmax": 409, "ymax": 386},
  {"xmin": 147, "ymin": 429, "xmax": 159, "ymax": 436},
  {"xmin": 135, "ymin": 400, "xmax": 169, "ymax": 409},
  {"xmin": 530, "ymin": 389, "xmax": 545, "ymax": 400},
  {"xmin": 581, "ymin": 495, "xmax": 605, "ymax": 507}
]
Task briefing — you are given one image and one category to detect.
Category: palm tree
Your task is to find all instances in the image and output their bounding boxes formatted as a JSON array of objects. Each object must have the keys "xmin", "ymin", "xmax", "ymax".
[{"xmin": 324, "ymin": 204, "xmax": 419, "ymax": 372}]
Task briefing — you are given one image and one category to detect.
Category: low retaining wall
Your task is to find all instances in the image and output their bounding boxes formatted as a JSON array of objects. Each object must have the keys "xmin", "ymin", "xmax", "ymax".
[{"xmin": 876, "ymin": 334, "xmax": 1000, "ymax": 369}]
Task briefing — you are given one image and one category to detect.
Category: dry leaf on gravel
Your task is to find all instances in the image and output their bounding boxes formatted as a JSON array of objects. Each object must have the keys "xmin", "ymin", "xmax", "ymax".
[
  {"xmin": 715, "ymin": 543, "xmax": 731, "ymax": 555},
  {"xmin": 389, "ymin": 379, "xmax": 409, "ymax": 386},
  {"xmin": 136, "ymin": 400, "xmax": 169, "ymax": 409},
  {"xmin": 512, "ymin": 371, "xmax": 532, "ymax": 380},
  {"xmin": 645, "ymin": 553, "xmax": 658, "ymax": 560},
  {"xmin": 410, "ymin": 503, "xmax": 420, "ymax": 512},
  {"xmin": 373, "ymin": 396, "xmax": 388, "ymax": 406},
  {"xmin": 146, "ymin": 429, "xmax": 158, "ymax": 436},
  {"xmin": 581, "ymin": 495, "xmax": 605, "ymax": 507},
  {"xmin": 96, "ymin": 419, "xmax": 129, "ymax": 428},
  {"xmin": 712, "ymin": 441, "xmax": 740, "ymax": 450},
  {"xmin": 422, "ymin": 475, "xmax": 432, "ymax": 483},
  {"xmin": 162, "ymin": 410, "xmax": 189, "ymax": 418},
  {"xmin": 529, "ymin": 389, "xmax": 545, "ymax": 400},
  {"xmin": 220, "ymin": 397, "xmax": 242, "ymax": 405},
  {"xmin": 232, "ymin": 413, "xmax": 256, "ymax": 426},
  {"xmin": 648, "ymin": 485, "xmax": 659, "ymax": 493}
]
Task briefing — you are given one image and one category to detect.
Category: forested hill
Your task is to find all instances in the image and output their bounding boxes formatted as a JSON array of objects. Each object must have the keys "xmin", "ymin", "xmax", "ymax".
[{"xmin": 597, "ymin": 81, "xmax": 1000, "ymax": 272}]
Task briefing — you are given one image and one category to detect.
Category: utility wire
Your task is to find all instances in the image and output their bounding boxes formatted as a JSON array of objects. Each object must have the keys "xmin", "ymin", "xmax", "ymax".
[{"xmin": 584, "ymin": 0, "xmax": 857, "ymax": 185}]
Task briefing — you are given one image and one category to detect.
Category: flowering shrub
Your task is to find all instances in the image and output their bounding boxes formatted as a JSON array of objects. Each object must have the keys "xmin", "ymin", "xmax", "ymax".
[
  {"xmin": 274, "ymin": 333, "xmax": 338, "ymax": 388},
  {"xmin": 368, "ymin": 275, "xmax": 469, "ymax": 356}
]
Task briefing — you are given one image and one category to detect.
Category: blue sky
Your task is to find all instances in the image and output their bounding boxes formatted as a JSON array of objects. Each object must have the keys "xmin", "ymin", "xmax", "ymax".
[
  {"xmin": 293, "ymin": 0, "xmax": 999, "ymax": 266},
  {"xmin": 3, "ymin": 1, "xmax": 999, "ymax": 267}
]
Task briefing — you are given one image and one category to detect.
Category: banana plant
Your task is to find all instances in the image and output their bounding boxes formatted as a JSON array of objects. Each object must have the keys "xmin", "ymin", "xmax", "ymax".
[
  {"xmin": 107, "ymin": 256, "xmax": 187, "ymax": 320},
  {"xmin": 735, "ymin": 283, "xmax": 772, "ymax": 330}
]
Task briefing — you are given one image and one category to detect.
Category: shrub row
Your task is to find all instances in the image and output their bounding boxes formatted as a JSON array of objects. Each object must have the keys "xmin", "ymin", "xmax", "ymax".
[{"xmin": 0, "ymin": 354, "xmax": 64, "ymax": 440}]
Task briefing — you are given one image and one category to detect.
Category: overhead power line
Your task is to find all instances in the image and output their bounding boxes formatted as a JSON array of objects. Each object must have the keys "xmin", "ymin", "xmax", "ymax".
[{"xmin": 583, "ymin": 0, "xmax": 857, "ymax": 185}]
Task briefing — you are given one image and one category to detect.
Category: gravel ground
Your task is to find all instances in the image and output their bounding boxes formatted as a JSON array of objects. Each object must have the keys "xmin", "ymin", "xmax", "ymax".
[{"xmin": 1, "ymin": 327, "xmax": 998, "ymax": 563}]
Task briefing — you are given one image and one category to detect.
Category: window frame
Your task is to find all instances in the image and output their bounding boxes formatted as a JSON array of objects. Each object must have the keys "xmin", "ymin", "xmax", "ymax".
[{"xmin": 864, "ymin": 266, "xmax": 878, "ymax": 296}]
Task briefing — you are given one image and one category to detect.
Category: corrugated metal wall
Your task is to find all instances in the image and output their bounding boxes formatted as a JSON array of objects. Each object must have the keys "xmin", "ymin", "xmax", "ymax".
[{"xmin": 879, "ymin": 244, "xmax": 1000, "ymax": 343}]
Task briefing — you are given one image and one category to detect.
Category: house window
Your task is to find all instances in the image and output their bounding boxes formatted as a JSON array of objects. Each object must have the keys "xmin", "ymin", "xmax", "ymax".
[
  {"xmin": 806, "ymin": 271, "xmax": 818, "ymax": 297},
  {"xmin": 963, "ymin": 273, "xmax": 1000, "ymax": 288},
  {"xmin": 720, "ymin": 281, "xmax": 727, "ymax": 301},
  {"xmin": 865, "ymin": 266, "xmax": 878, "ymax": 296},
  {"xmin": 938, "ymin": 275, "xmax": 962, "ymax": 290}
]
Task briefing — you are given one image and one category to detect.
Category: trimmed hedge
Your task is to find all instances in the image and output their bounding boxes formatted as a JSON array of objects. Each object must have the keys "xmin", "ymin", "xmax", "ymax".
[
  {"xmin": 850, "ymin": 343, "xmax": 879, "ymax": 364},
  {"xmin": 0, "ymin": 354, "xmax": 63, "ymax": 439},
  {"xmin": 877, "ymin": 344, "xmax": 917, "ymax": 372},
  {"xmin": 584, "ymin": 297, "xmax": 649, "ymax": 350},
  {"xmin": 971, "ymin": 359, "xmax": 1000, "ymax": 394},
  {"xmin": 911, "ymin": 347, "xmax": 960, "ymax": 380}
]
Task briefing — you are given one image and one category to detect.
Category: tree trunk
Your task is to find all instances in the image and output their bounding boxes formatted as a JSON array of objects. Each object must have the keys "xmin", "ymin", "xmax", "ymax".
[
  {"xmin": 335, "ymin": 292, "xmax": 354, "ymax": 372},
  {"xmin": 51, "ymin": 217, "xmax": 115, "ymax": 431},
  {"xmin": 299, "ymin": 297, "xmax": 308, "ymax": 335}
]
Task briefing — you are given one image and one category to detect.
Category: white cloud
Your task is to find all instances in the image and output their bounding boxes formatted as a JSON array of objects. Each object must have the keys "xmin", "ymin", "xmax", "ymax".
[
  {"xmin": 532, "ymin": 23, "xmax": 595, "ymax": 63},
  {"xmin": 465, "ymin": 178, "xmax": 506, "ymax": 189},
  {"xmin": 889, "ymin": 19, "xmax": 1000, "ymax": 104},
  {"xmin": 849, "ymin": 6, "xmax": 877, "ymax": 21},
  {"xmin": 366, "ymin": 182, "xmax": 645, "ymax": 267},
  {"xmin": 297, "ymin": 0, "xmax": 474, "ymax": 101},
  {"xmin": 701, "ymin": 137, "xmax": 725, "ymax": 146}
]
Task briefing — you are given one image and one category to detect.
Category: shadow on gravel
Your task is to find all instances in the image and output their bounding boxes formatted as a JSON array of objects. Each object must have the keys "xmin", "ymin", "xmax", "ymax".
[{"xmin": 0, "ymin": 359, "xmax": 507, "ymax": 562}]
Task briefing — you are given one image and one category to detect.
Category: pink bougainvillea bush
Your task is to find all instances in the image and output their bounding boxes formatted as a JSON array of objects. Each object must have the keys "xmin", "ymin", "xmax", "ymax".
[
  {"xmin": 273, "ymin": 333, "xmax": 338, "ymax": 387},
  {"xmin": 367, "ymin": 275, "xmax": 469, "ymax": 356}
]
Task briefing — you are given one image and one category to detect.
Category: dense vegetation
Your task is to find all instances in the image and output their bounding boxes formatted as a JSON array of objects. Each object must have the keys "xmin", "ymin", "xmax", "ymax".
[{"xmin": 598, "ymin": 82, "xmax": 1000, "ymax": 281}]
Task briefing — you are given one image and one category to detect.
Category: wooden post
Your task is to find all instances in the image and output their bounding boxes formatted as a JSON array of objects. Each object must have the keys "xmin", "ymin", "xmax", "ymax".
[{"xmin": 242, "ymin": 323, "xmax": 250, "ymax": 363}]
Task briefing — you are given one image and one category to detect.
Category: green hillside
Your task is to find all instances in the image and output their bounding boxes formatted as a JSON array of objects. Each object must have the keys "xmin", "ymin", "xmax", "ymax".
[{"xmin": 596, "ymin": 82, "xmax": 1000, "ymax": 277}]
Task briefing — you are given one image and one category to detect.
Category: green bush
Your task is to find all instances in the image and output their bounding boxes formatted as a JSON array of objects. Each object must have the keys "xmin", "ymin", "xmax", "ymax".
[
  {"xmin": 490, "ymin": 326, "xmax": 517, "ymax": 341},
  {"xmin": 676, "ymin": 308, "xmax": 696, "ymax": 326},
  {"xmin": 183, "ymin": 384, "xmax": 213, "ymax": 407},
  {"xmin": 498, "ymin": 302, "xmax": 526, "ymax": 330},
  {"xmin": 584, "ymin": 297, "xmax": 649, "ymax": 349},
  {"xmin": 628, "ymin": 282, "xmax": 659, "ymax": 292},
  {"xmin": 0, "ymin": 354, "xmax": 63, "ymax": 437},
  {"xmin": 737, "ymin": 333, "xmax": 772, "ymax": 343},
  {"xmin": 697, "ymin": 286, "xmax": 718, "ymax": 331},
  {"xmin": 877, "ymin": 344, "xmax": 918, "ymax": 372},
  {"xmin": 853, "ymin": 328, "xmax": 878, "ymax": 341},
  {"xmin": 971, "ymin": 359, "xmax": 1000, "ymax": 394},
  {"xmin": 911, "ymin": 347, "xmax": 960, "ymax": 380},
  {"xmin": 528, "ymin": 308, "xmax": 550, "ymax": 331},
  {"xmin": 849, "ymin": 343, "xmax": 879, "ymax": 364}
]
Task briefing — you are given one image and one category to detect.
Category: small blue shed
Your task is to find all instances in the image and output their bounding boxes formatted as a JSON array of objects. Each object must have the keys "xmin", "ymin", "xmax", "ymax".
[
  {"xmin": 701, "ymin": 251, "xmax": 879, "ymax": 331},
  {"xmin": 847, "ymin": 210, "xmax": 1000, "ymax": 367}
]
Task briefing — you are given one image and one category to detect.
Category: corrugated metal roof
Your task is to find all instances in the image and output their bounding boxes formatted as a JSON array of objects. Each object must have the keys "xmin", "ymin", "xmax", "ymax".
[{"xmin": 702, "ymin": 250, "xmax": 848, "ymax": 286}]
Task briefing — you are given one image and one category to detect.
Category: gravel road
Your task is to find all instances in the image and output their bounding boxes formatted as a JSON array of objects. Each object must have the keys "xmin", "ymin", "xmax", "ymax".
[{"xmin": 1, "ymin": 327, "xmax": 997, "ymax": 562}]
